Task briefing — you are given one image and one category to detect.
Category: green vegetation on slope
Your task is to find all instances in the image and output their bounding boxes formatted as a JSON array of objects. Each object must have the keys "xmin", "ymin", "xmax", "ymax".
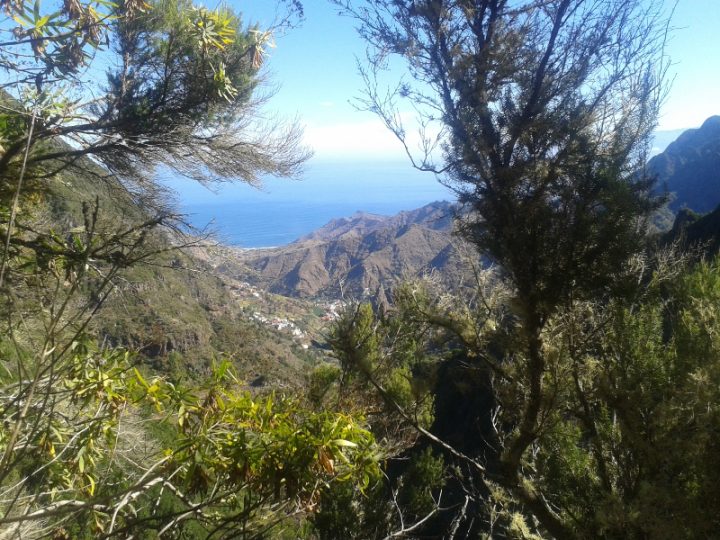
[
  {"xmin": 0, "ymin": 0, "xmax": 376, "ymax": 536},
  {"xmin": 2, "ymin": 0, "xmax": 720, "ymax": 538}
]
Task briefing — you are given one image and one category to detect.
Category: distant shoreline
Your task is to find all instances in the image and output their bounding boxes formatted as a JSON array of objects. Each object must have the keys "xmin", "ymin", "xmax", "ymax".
[{"xmin": 235, "ymin": 245, "xmax": 278, "ymax": 251}]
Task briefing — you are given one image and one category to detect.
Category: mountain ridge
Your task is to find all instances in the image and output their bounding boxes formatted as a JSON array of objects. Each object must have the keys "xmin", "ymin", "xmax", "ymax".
[
  {"xmin": 650, "ymin": 115, "xmax": 720, "ymax": 212},
  {"xmin": 221, "ymin": 201, "xmax": 472, "ymax": 303},
  {"xmin": 296, "ymin": 200, "xmax": 455, "ymax": 243}
]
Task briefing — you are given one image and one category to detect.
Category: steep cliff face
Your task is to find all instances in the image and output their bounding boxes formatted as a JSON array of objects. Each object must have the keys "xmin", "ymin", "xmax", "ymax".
[
  {"xmin": 225, "ymin": 201, "xmax": 473, "ymax": 301},
  {"xmin": 650, "ymin": 116, "xmax": 720, "ymax": 212}
]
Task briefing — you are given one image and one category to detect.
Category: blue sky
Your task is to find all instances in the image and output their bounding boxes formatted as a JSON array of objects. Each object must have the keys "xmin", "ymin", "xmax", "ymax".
[{"xmin": 231, "ymin": 0, "xmax": 720, "ymax": 162}]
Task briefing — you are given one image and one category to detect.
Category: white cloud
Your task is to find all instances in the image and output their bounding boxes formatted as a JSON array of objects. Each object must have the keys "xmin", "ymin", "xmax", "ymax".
[
  {"xmin": 304, "ymin": 118, "xmax": 408, "ymax": 159},
  {"xmin": 658, "ymin": 94, "xmax": 718, "ymax": 131},
  {"xmin": 303, "ymin": 115, "xmax": 441, "ymax": 161}
]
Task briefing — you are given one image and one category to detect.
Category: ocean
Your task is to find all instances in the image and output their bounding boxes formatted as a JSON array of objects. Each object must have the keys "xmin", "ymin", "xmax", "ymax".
[{"xmin": 168, "ymin": 160, "xmax": 454, "ymax": 248}]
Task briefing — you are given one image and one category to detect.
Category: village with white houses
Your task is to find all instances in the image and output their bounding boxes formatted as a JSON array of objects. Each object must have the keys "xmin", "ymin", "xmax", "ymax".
[{"xmin": 226, "ymin": 279, "xmax": 347, "ymax": 350}]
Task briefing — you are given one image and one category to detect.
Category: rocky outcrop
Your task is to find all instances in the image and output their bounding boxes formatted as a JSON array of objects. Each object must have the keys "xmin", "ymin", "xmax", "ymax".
[{"xmin": 224, "ymin": 201, "xmax": 473, "ymax": 301}]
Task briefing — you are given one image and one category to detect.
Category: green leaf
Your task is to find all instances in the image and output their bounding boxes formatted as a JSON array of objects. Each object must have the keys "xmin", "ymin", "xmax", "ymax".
[
  {"xmin": 332, "ymin": 439, "xmax": 358, "ymax": 448},
  {"xmin": 134, "ymin": 368, "xmax": 148, "ymax": 388},
  {"xmin": 12, "ymin": 14, "xmax": 34, "ymax": 27},
  {"xmin": 86, "ymin": 474, "xmax": 96, "ymax": 496},
  {"xmin": 35, "ymin": 14, "xmax": 50, "ymax": 29}
]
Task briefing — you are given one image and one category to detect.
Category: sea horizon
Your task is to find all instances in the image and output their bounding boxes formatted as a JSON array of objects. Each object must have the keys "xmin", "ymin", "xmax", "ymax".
[
  {"xmin": 166, "ymin": 130, "xmax": 683, "ymax": 248},
  {"xmin": 168, "ymin": 159, "xmax": 455, "ymax": 248}
]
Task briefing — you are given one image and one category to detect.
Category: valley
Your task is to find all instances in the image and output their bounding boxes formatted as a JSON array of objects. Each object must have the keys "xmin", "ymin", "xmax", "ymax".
[{"xmin": 1, "ymin": 0, "xmax": 719, "ymax": 536}]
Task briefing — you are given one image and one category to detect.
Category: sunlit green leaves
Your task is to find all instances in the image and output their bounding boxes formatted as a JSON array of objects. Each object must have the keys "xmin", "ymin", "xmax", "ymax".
[
  {"xmin": 190, "ymin": 6, "xmax": 235, "ymax": 53},
  {"xmin": 3, "ymin": 0, "xmax": 118, "ymax": 73},
  {"xmin": 0, "ymin": 342, "xmax": 381, "ymax": 535},
  {"xmin": 165, "ymin": 362, "xmax": 381, "ymax": 503}
]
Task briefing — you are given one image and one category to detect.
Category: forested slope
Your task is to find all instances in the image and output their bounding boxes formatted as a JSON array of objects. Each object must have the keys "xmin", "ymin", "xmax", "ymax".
[{"xmin": 0, "ymin": 1, "xmax": 378, "ymax": 536}]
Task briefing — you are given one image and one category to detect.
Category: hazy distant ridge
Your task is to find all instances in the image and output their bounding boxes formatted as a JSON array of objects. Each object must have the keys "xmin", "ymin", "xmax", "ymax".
[{"xmin": 650, "ymin": 115, "xmax": 720, "ymax": 212}]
